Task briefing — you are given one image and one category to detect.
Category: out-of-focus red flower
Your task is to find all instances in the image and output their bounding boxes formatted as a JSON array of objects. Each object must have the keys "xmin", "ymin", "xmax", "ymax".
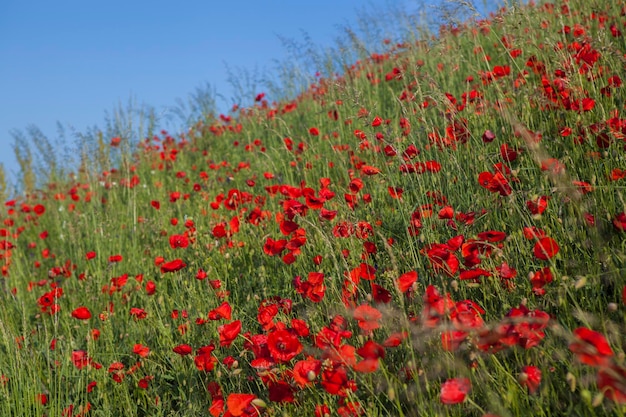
[
  {"xmin": 597, "ymin": 364, "xmax": 626, "ymax": 404},
  {"xmin": 129, "ymin": 307, "xmax": 147, "ymax": 320},
  {"xmin": 138, "ymin": 375, "xmax": 153, "ymax": 389},
  {"xmin": 520, "ymin": 365, "xmax": 542, "ymax": 394},
  {"xmin": 527, "ymin": 196, "xmax": 549, "ymax": 215},
  {"xmin": 315, "ymin": 404, "xmax": 331, "ymax": 417},
  {"xmin": 353, "ymin": 304, "xmax": 382, "ymax": 332},
  {"xmin": 360, "ymin": 165, "xmax": 380, "ymax": 175},
  {"xmin": 109, "ymin": 254, "xmax": 123, "ymax": 263},
  {"xmin": 383, "ymin": 331, "xmax": 408, "ymax": 348},
  {"xmin": 440, "ymin": 377, "xmax": 471, "ymax": 404},
  {"xmin": 569, "ymin": 327, "xmax": 614, "ymax": 367},
  {"xmin": 613, "ymin": 212, "xmax": 626, "ymax": 231}
]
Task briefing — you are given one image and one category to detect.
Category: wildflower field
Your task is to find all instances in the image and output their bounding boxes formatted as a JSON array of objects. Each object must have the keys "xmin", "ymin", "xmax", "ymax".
[{"xmin": 1, "ymin": 0, "xmax": 626, "ymax": 415}]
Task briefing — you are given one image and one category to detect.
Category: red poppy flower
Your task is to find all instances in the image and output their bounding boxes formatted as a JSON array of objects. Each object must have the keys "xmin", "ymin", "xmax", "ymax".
[
  {"xmin": 505, "ymin": 305, "xmax": 550, "ymax": 349},
  {"xmin": 268, "ymin": 379, "xmax": 295, "ymax": 403},
  {"xmin": 293, "ymin": 358, "xmax": 321, "ymax": 387},
  {"xmin": 478, "ymin": 171, "xmax": 512, "ymax": 196},
  {"xmin": 172, "ymin": 344, "xmax": 193, "ymax": 356},
  {"xmin": 71, "ymin": 306, "xmax": 91, "ymax": 320},
  {"xmin": 145, "ymin": 281, "xmax": 156, "ymax": 295},
  {"xmin": 353, "ymin": 358, "xmax": 379, "ymax": 373},
  {"xmin": 371, "ymin": 283, "xmax": 391, "ymax": 303},
  {"xmin": 353, "ymin": 304, "xmax": 382, "ymax": 332},
  {"xmin": 160, "ymin": 259, "xmax": 186, "ymax": 273},
  {"xmin": 459, "ymin": 268, "xmax": 491, "ymax": 281},
  {"xmin": 109, "ymin": 254, "xmax": 123, "ymax": 263},
  {"xmin": 133, "ymin": 344, "xmax": 150, "ymax": 358},
  {"xmin": 218, "ymin": 320, "xmax": 241, "ymax": 347},
  {"xmin": 383, "ymin": 331, "xmax": 408, "ymax": 348},
  {"xmin": 530, "ymin": 267, "xmax": 553, "ymax": 296},
  {"xmin": 360, "ymin": 165, "xmax": 381, "ymax": 175},
  {"xmin": 138, "ymin": 375, "xmax": 153, "ymax": 389},
  {"xmin": 293, "ymin": 272, "xmax": 326, "ymax": 303},
  {"xmin": 169, "ymin": 234, "xmax": 189, "ymax": 249},
  {"xmin": 477, "ymin": 230, "xmax": 507, "ymax": 242},
  {"xmin": 482, "ymin": 130, "xmax": 496, "ymax": 142},
  {"xmin": 541, "ymin": 158, "xmax": 566, "ymax": 174},
  {"xmin": 108, "ymin": 362, "xmax": 125, "ymax": 383},
  {"xmin": 357, "ymin": 340, "xmax": 385, "ymax": 360},
  {"xmin": 440, "ymin": 377, "xmax": 471, "ymax": 404},
  {"xmin": 194, "ymin": 344, "xmax": 217, "ymax": 371},
  {"xmin": 533, "ymin": 237, "xmax": 559, "ymax": 260},
  {"xmin": 610, "ymin": 169, "xmax": 626, "ymax": 181},
  {"xmin": 613, "ymin": 212, "xmax": 626, "ymax": 232},
  {"xmin": 267, "ymin": 329, "xmax": 302, "ymax": 362},
  {"xmin": 263, "ymin": 237, "xmax": 287, "ymax": 256},
  {"xmin": 523, "ymin": 226, "xmax": 546, "ymax": 240},
  {"xmin": 423, "ymin": 244, "xmax": 459, "ymax": 276},
  {"xmin": 527, "ymin": 196, "xmax": 549, "ymax": 215},
  {"xmin": 572, "ymin": 180, "xmax": 594, "ymax": 194},
  {"xmin": 321, "ymin": 365, "xmax": 350, "ymax": 395},
  {"xmin": 129, "ymin": 307, "xmax": 147, "ymax": 320},
  {"xmin": 226, "ymin": 393, "xmax": 256, "ymax": 416},
  {"xmin": 500, "ymin": 143, "xmax": 519, "ymax": 162},
  {"xmin": 520, "ymin": 365, "xmax": 541, "ymax": 394},
  {"xmin": 597, "ymin": 364, "xmax": 626, "ymax": 404},
  {"xmin": 71, "ymin": 350, "xmax": 91, "ymax": 369},
  {"xmin": 208, "ymin": 302, "xmax": 232, "ymax": 321},
  {"xmin": 569, "ymin": 327, "xmax": 614, "ymax": 366},
  {"xmin": 450, "ymin": 300, "xmax": 485, "ymax": 330},
  {"xmin": 396, "ymin": 270, "xmax": 418, "ymax": 293},
  {"xmin": 441, "ymin": 330, "xmax": 467, "ymax": 351}
]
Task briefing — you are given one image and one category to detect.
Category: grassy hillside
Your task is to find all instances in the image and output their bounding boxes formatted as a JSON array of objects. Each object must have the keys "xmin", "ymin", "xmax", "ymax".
[{"xmin": 1, "ymin": 0, "xmax": 626, "ymax": 415}]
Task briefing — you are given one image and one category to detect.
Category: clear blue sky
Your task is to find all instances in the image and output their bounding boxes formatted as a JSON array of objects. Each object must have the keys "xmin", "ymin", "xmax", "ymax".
[{"xmin": 0, "ymin": 0, "xmax": 495, "ymax": 188}]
